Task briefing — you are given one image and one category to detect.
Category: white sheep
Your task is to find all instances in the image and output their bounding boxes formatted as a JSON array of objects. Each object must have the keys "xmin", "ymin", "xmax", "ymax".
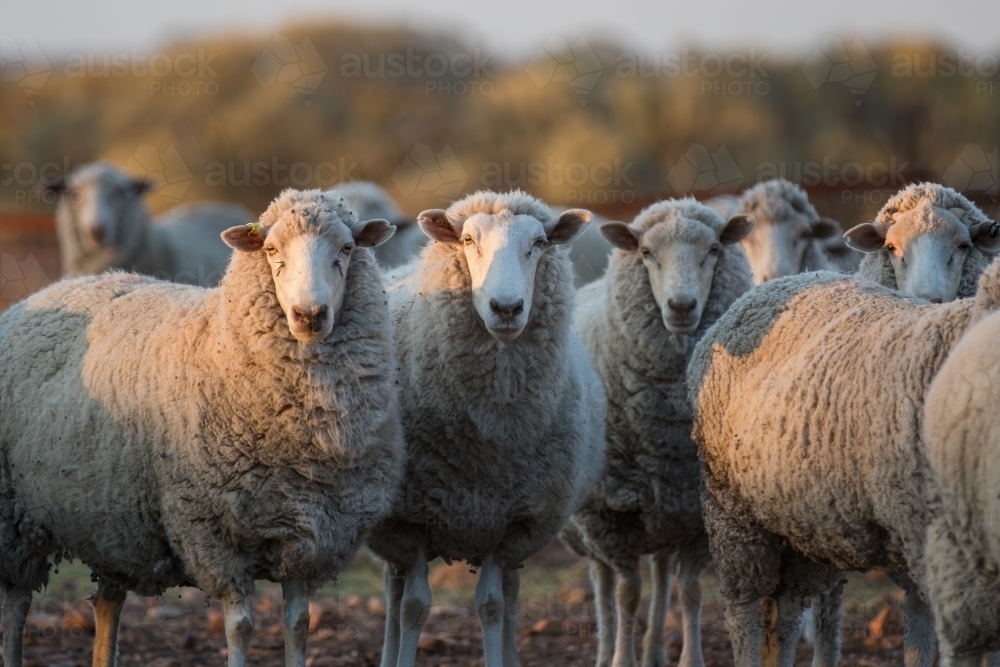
[
  {"xmin": 687, "ymin": 257, "xmax": 1000, "ymax": 667},
  {"xmin": 562, "ymin": 198, "xmax": 755, "ymax": 667},
  {"xmin": 328, "ymin": 181, "xmax": 428, "ymax": 269},
  {"xmin": 45, "ymin": 161, "xmax": 251, "ymax": 286},
  {"xmin": 365, "ymin": 190, "xmax": 607, "ymax": 667},
  {"xmin": 845, "ymin": 182, "xmax": 1000, "ymax": 302},
  {"xmin": 0, "ymin": 189, "xmax": 404, "ymax": 667},
  {"xmin": 923, "ymin": 269, "xmax": 1000, "ymax": 667}
]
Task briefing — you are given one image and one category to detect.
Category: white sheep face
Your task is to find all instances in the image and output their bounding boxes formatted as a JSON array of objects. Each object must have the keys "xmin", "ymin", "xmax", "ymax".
[
  {"xmin": 222, "ymin": 215, "xmax": 394, "ymax": 344},
  {"xmin": 418, "ymin": 208, "xmax": 591, "ymax": 341},
  {"xmin": 740, "ymin": 211, "xmax": 838, "ymax": 284},
  {"xmin": 49, "ymin": 163, "xmax": 149, "ymax": 253},
  {"xmin": 845, "ymin": 202, "xmax": 1000, "ymax": 303},
  {"xmin": 601, "ymin": 214, "xmax": 754, "ymax": 335}
]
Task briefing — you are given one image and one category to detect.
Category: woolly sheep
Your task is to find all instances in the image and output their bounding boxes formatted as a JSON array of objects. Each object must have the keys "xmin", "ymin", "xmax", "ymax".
[
  {"xmin": 923, "ymin": 278, "xmax": 1000, "ymax": 667},
  {"xmin": 562, "ymin": 199, "xmax": 755, "ymax": 667},
  {"xmin": 366, "ymin": 190, "xmax": 607, "ymax": 667},
  {"xmin": 687, "ymin": 261, "xmax": 1000, "ymax": 667},
  {"xmin": 0, "ymin": 189, "xmax": 404, "ymax": 667},
  {"xmin": 712, "ymin": 179, "xmax": 840, "ymax": 284},
  {"xmin": 846, "ymin": 182, "xmax": 1000, "ymax": 302},
  {"xmin": 328, "ymin": 181, "xmax": 428, "ymax": 269},
  {"xmin": 46, "ymin": 161, "xmax": 252, "ymax": 286}
]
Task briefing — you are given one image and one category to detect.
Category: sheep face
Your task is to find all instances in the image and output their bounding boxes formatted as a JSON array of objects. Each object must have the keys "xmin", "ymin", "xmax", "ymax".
[
  {"xmin": 845, "ymin": 202, "xmax": 1000, "ymax": 303},
  {"xmin": 740, "ymin": 210, "xmax": 838, "ymax": 284},
  {"xmin": 601, "ymin": 214, "xmax": 754, "ymax": 335},
  {"xmin": 47, "ymin": 163, "xmax": 150, "ymax": 253},
  {"xmin": 418, "ymin": 208, "xmax": 591, "ymax": 341},
  {"xmin": 222, "ymin": 213, "xmax": 394, "ymax": 343}
]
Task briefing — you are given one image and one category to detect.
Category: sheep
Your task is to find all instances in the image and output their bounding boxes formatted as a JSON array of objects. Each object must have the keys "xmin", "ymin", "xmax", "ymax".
[
  {"xmin": 686, "ymin": 257, "xmax": 1000, "ymax": 667},
  {"xmin": 711, "ymin": 179, "xmax": 841, "ymax": 284},
  {"xmin": 0, "ymin": 188, "xmax": 405, "ymax": 667},
  {"xmin": 922, "ymin": 268, "xmax": 1000, "ymax": 667},
  {"xmin": 845, "ymin": 182, "xmax": 1000, "ymax": 303},
  {"xmin": 561, "ymin": 198, "xmax": 756, "ymax": 667},
  {"xmin": 328, "ymin": 181, "xmax": 428, "ymax": 270},
  {"xmin": 365, "ymin": 190, "xmax": 607, "ymax": 667},
  {"xmin": 45, "ymin": 161, "xmax": 252, "ymax": 286}
]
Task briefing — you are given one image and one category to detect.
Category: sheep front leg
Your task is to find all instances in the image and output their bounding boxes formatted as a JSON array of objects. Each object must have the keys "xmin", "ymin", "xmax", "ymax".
[
  {"xmin": 222, "ymin": 594, "xmax": 255, "ymax": 667},
  {"xmin": 677, "ymin": 546, "xmax": 710, "ymax": 667},
  {"xmin": 91, "ymin": 581, "xmax": 127, "ymax": 667},
  {"xmin": 501, "ymin": 568, "xmax": 521, "ymax": 667},
  {"xmin": 613, "ymin": 565, "xmax": 642, "ymax": 667},
  {"xmin": 590, "ymin": 558, "xmax": 616, "ymax": 667},
  {"xmin": 901, "ymin": 584, "xmax": 937, "ymax": 667},
  {"xmin": 380, "ymin": 563, "xmax": 405, "ymax": 667},
  {"xmin": 641, "ymin": 549, "xmax": 676, "ymax": 667},
  {"xmin": 1, "ymin": 586, "xmax": 31, "ymax": 667},
  {"xmin": 763, "ymin": 592, "xmax": 804, "ymax": 667},
  {"xmin": 810, "ymin": 582, "xmax": 844, "ymax": 667},
  {"xmin": 396, "ymin": 547, "xmax": 431, "ymax": 667},
  {"xmin": 723, "ymin": 598, "xmax": 765, "ymax": 667},
  {"xmin": 477, "ymin": 553, "xmax": 505, "ymax": 667},
  {"xmin": 281, "ymin": 579, "xmax": 310, "ymax": 667}
]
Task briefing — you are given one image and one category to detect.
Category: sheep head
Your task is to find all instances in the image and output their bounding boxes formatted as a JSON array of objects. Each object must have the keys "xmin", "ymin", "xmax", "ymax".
[
  {"xmin": 418, "ymin": 206, "xmax": 591, "ymax": 342},
  {"xmin": 601, "ymin": 212, "xmax": 754, "ymax": 335},
  {"xmin": 223, "ymin": 190, "xmax": 395, "ymax": 344}
]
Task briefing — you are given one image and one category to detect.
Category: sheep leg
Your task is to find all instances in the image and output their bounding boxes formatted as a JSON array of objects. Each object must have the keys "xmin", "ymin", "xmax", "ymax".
[
  {"xmin": 1, "ymin": 586, "xmax": 31, "ymax": 667},
  {"xmin": 983, "ymin": 653, "xmax": 1000, "ymax": 667},
  {"xmin": 396, "ymin": 547, "xmax": 431, "ymax": 667},
  {"xmin": 723, "ymin": 598, "xmax": 764, "ymax": 667},
  {"xmin": 900, "ymin": 584, "xmax": 937, "ymax": 667},
  {"xmin": 810, "ymin": 582, "xmax": 844, "ymax": 667},
  {"xmin": 91, "ymin": 581, "xmax": 127, "ymax": 667},
  {"xmin": 222, "ymin": 594, "xmax": 255, "ymax": 667},
  {"xmin": 476, "ymin": 553, "xmax": 505, "ymax": 667},
  {"xmin": 769, "ymin": 592, "xmax": 805, "ymax": 667},
  {"xmin": 501, "ymin": 568, "xmax": 521, "ymax": 667},
  {"xmin": 677, "ymin": 546, "xmax": 710, "ymax": 667},
  {"xmin": 590, "ymin": 558, "xmax": 616, "ymax": 667},
  {"xmin": 281, "ymin": 579, "xmax": 310, "ymax": 667},
  {"xmin": 613, "ymin": 566, "xmax": 642, "ymax": 667},
  {"xmin": 641, "ymin": 549, "xmax": 676, "ymax": 667},
  {"xmin": 380, "ymin": 563, "xmax": 405, "ymax": 667}
]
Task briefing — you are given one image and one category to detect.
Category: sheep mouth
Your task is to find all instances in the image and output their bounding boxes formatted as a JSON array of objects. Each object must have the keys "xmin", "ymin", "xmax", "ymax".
[
  {"xmin": 663, "ymin": 316, "xmax": 699, "ymax": 334},
  {"xmin": 487, "ymin": 324, "xmax": 525, "ymax": 342}
]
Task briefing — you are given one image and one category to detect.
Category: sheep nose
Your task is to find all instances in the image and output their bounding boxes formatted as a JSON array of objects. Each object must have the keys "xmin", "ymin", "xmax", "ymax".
[
  {"xmin": 929, "ymin": 297, "xmax": 943, "ymax": 304},
  {"xmin": 291, "ymin": 304, "xmax": 329, "ymax": 331},
  {"xmin": 490, "ymin": 298, "xmax": 524, "ymax": 319},
  {"xmin": 667, "ymin": 297, "xmax": 697, "ymax": 315}
]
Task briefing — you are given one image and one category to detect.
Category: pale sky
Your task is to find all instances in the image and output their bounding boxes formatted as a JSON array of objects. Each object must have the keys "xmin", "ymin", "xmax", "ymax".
[{"xmin": 3, "ymin": 0, "xmax": 999, "ymax": 58}]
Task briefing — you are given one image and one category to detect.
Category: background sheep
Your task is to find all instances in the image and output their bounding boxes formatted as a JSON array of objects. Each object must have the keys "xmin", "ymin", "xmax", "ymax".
[
  {"xmin": 0, "ymin": 189, "xmax": 404, "ymax": 667},
  {"xmin": 687, "ymin": 261, "xmax": 1000, "ymax": 667},
  {"xmin": 923, "ymin": 279, "xmax": 1000, "ymax": 667},
  {"xmin": 45, "ymin": 161, "xmax": 252, "ymax": 286},
  {"xmin": 845, "ymin": 182, "xmax": 1000, "ymax": 302},
  {"xmin": 366, "ymin": 190, "xmax": 607, "ymax": 667},
  {"xmin": 328, "ymin": 181, "xmax": 428, "ymax": 269},
  {"xmin": 562, "ymin": 199, "xmax": 755, "ymax": 667}
]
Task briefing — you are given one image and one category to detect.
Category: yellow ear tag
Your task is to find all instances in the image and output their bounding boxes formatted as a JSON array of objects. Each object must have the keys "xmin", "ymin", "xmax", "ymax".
[{"xmin": 246, "ymin": 222, "xmax": 263, "ymax": 236}]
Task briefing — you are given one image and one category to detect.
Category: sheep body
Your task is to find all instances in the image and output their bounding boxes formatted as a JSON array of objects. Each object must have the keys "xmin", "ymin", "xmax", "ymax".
[{"xmin": 687, "ymin": 265, "xmax": 1000, "ymax": 667}]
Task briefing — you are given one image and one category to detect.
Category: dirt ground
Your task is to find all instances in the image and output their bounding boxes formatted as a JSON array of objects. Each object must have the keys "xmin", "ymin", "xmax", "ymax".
[{"xmin": 3, "ymin": 542, "xmax": 910, "ymax": 667}]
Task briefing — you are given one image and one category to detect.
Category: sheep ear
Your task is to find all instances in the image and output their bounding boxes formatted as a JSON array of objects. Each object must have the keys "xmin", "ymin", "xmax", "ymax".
[
  {"xmin": 811, "ymin": 217, "xmax": 840, "ymax": 240},
  {"xmin": 720, "ymin": 215, "xmax": 755, "ymax": 245},
  {"xmin": 843, "ymin": 223, "xmax": 886, "ymax": 253},
  {"xmin": 221, "ymin": 223, "xmax": 267, "ymax": 252},
  {"xmin": 354, "ymin": 219, "xmax": 396, "ymax": 248},
  {"xmin": 547, "ymin": 209, "xmax": 593, "ymax": 245},
  {"xmin": 971, "ymin": 220, "xmax": 1000, "ymax": 254},
  {"xmin": 599, "ymin": 222, "xmax": 640, "ymax": 251},
  {"xmin": 417, "ymin": 209, "xmax": 461, "ymax": 244}
]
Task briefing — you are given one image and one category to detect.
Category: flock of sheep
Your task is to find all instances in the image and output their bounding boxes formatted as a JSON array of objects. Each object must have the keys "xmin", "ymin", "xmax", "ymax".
[{"xmin": 0, "ymin": 162, "xmax": 998, "ymax": 667}]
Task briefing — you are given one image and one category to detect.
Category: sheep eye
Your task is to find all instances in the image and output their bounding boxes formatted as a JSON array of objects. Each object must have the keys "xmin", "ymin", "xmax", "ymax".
[
  {"xmin": 533, "ymin": 237, "xmax": 546, "ymax": 249},
  {"xmin": 640, "ymin": 247, "xmax": 652, "ymax": 257},
  {"xmin": 885, "ymin": 244, "xmax": 896, "ymax": 253},
  {"xmin": 709, "ymin": 244, "xmax": 721, "ymax": 255},
  {"xmin": 265, "ymin": 245, "xmax": 277, "ymax": 255},
  {"xmin": 957, "ymin": 242, "xmax": 971, "ymax": 251},
  {"xmin": 463, "ymin": 236, "xmax": 475, "ymax": 246},
  {"xmin": 341, "ymin": 244, "xmax": 354, "ymax": 254}
]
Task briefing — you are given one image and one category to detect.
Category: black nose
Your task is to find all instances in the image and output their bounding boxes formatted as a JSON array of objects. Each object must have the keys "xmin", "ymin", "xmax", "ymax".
[
  {"xmin": 490, "ymin": 298, "xmax": 524, "ymax": 320},
  {"xmin": 291, "ymin": 305, "xmax": 329, "ymax": 331},
  {"xmin": 667, "ymin": 297, "xmax": 697, "ymax": 315},
  {"xmin": 929, "ymin": 297, "xmax": 942, "ymax": 304}
]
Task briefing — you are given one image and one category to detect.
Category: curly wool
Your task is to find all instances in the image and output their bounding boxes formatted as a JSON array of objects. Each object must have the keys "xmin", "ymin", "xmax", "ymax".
[
  {"xmin": 856, "ymin": 183, "xmax": 995, "ymax": 298},
  {"xmin": 563, "ymin": 199, "xmax": 754, "ymax": 571},
  {"xmin": 735, "ymin": 179, "xmax": 831, "ymax": 272},
  {"xmin": 366, "ymin": 191, "xmax": 605, "ymax": 571},
  {"xmin": 0, "ymin": 189, "xmax": 404, "ymax": 598},
  {"xmin": 687, "ymin": 264, "xmax": 1000, "ymax": 609},
  {"xmin": 923, "ymin": 307, "xmax": 1000, "ymax": 659}
]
